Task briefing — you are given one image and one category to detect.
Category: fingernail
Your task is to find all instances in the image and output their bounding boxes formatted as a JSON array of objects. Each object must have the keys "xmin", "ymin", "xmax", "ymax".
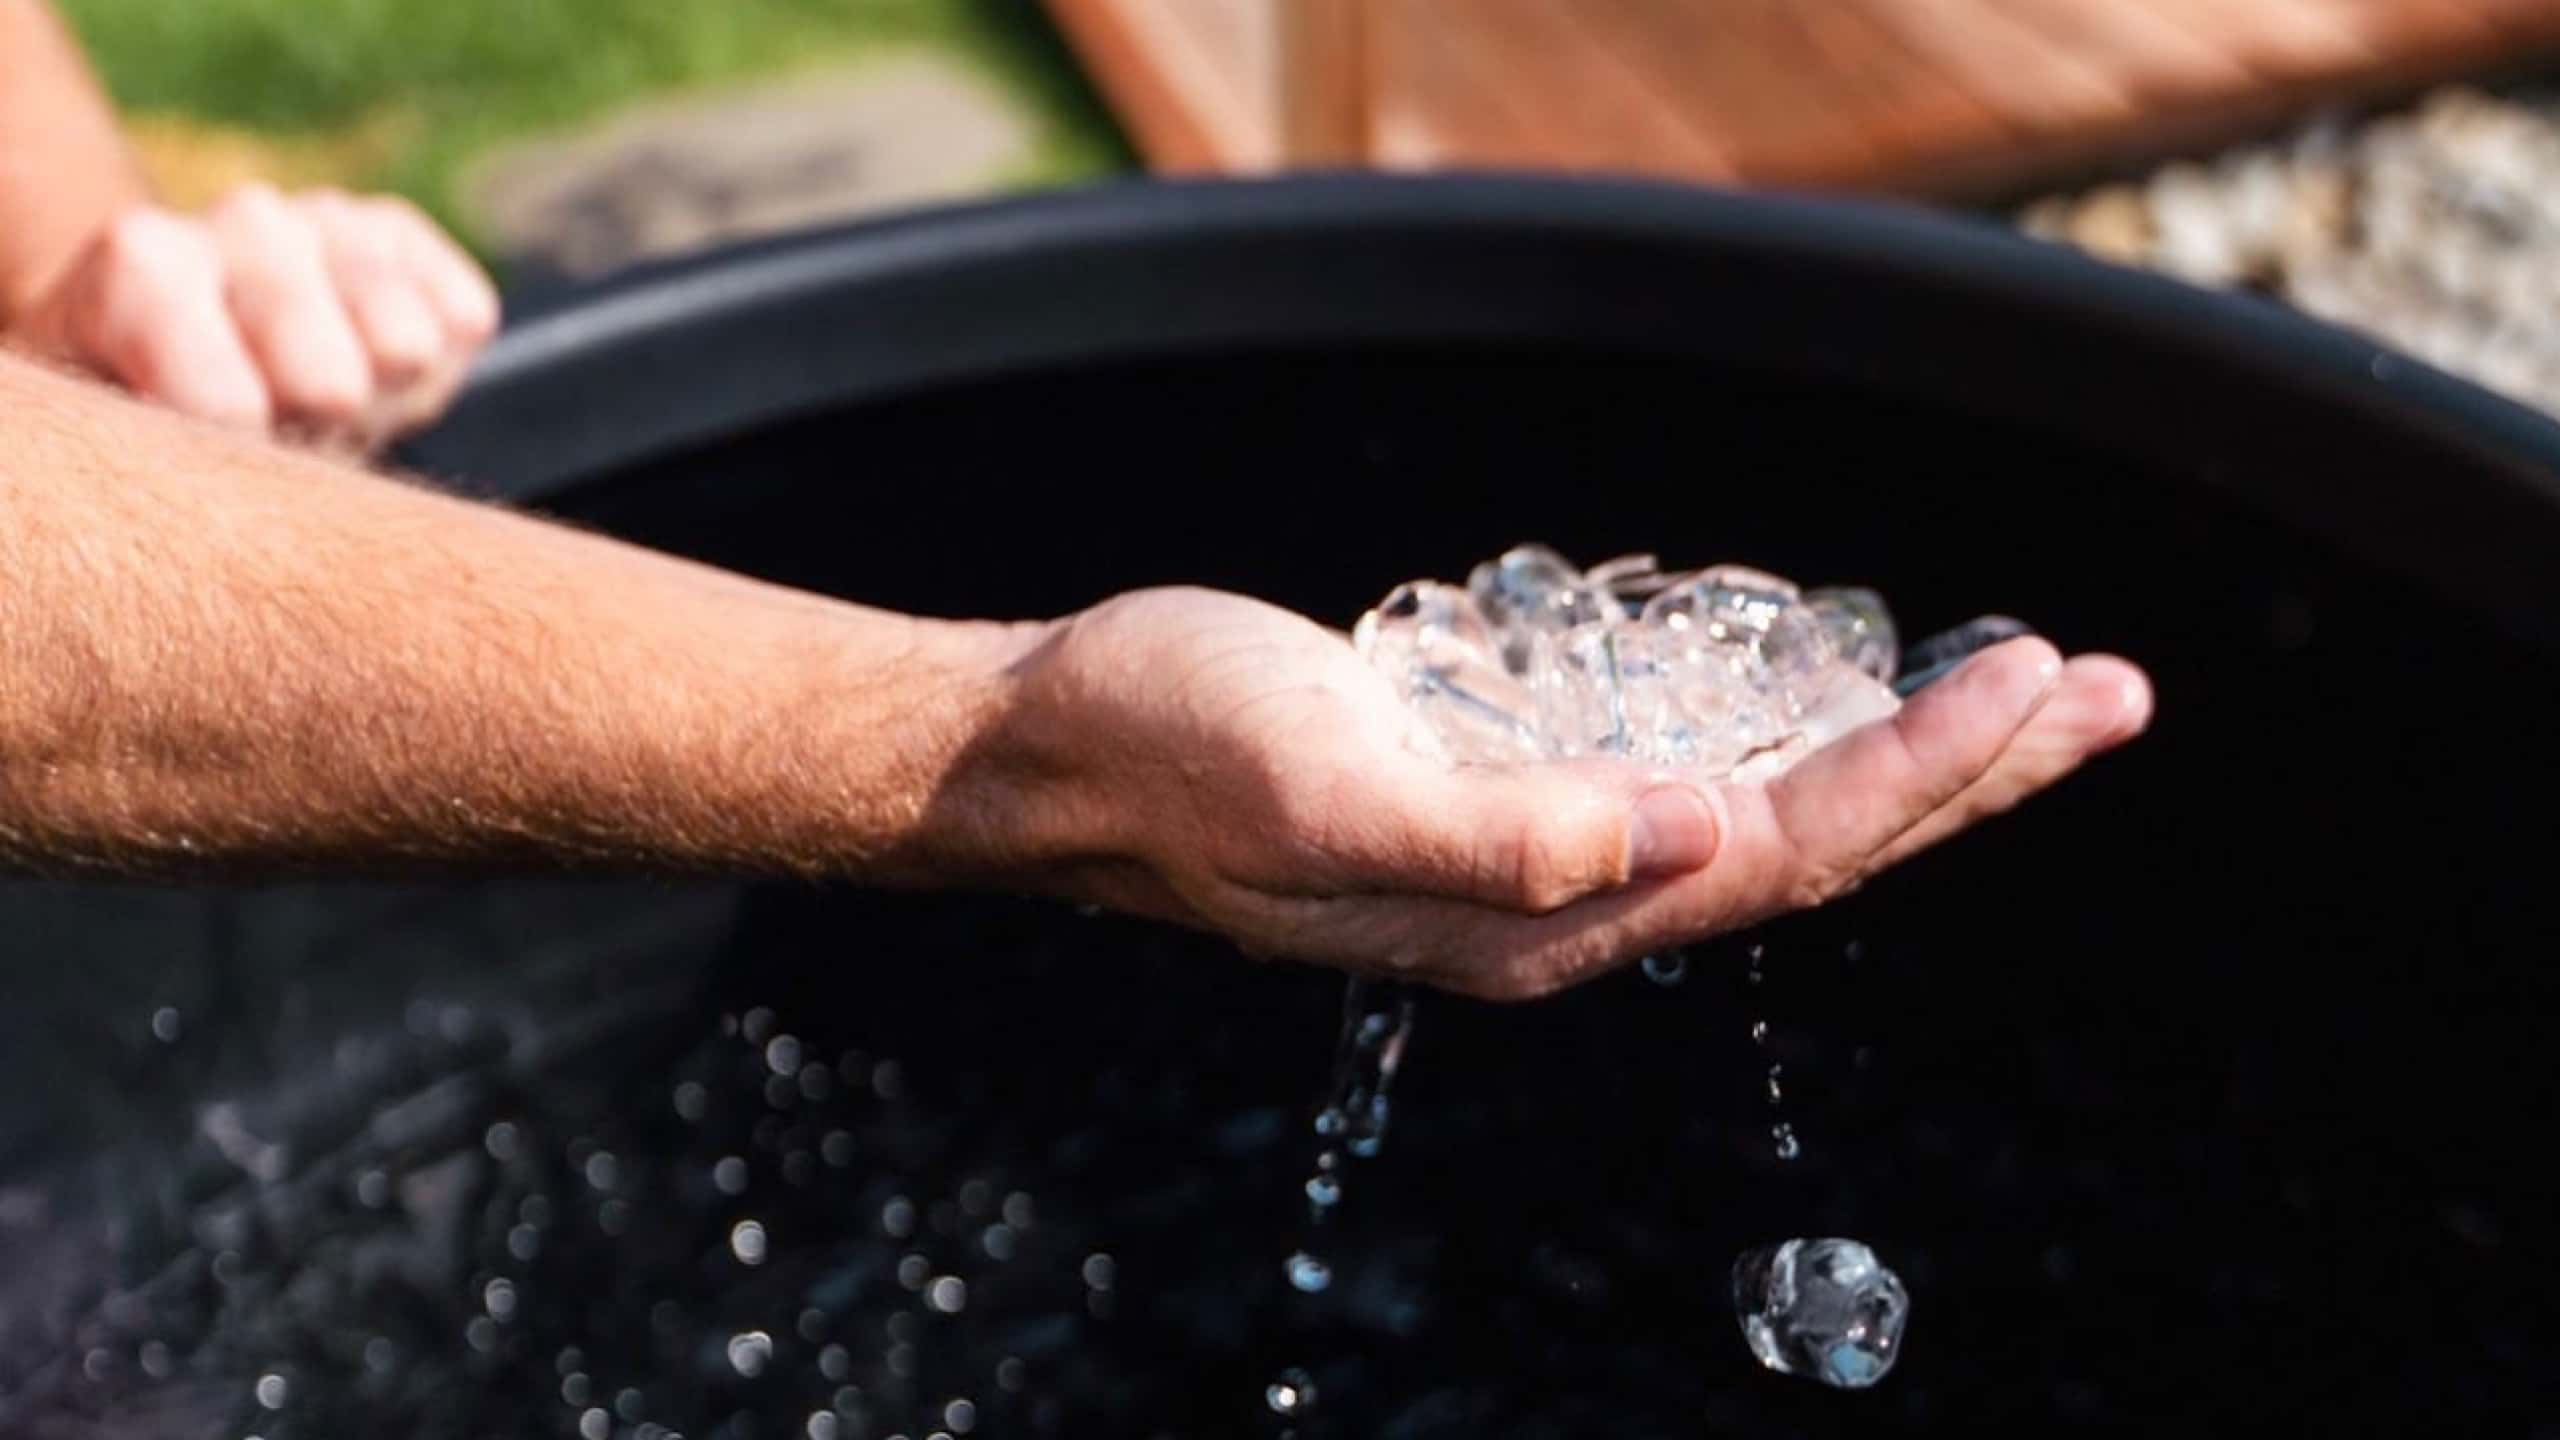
[{"xmin": 1629, "ymin": 785, "xmax": 1716, "ymax": 879}]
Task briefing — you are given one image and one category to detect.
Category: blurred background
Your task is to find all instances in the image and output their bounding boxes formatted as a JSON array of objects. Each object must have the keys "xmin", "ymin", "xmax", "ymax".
[{"xmin": 56, "ymin": 0, "xmax": 2560, "ymax": 416}]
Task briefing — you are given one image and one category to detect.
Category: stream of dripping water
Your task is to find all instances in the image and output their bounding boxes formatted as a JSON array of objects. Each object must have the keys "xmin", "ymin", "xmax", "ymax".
[
  {"xmin": 1747, "ymin": 945, "xmax": 1801, "ymax": 1161},
  {"xmin": 1266, "ymin": 978, "xmax": 1417, "ymax": 1427}
]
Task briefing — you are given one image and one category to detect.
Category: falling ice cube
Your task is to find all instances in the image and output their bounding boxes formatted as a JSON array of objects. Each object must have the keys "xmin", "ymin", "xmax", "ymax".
[{"xmin": 1732, "ymin": 1237, "xmax": 1910, "ymax": 1389}]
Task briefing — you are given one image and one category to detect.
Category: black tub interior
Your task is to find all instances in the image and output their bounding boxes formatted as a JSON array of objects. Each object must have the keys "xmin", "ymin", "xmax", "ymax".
[{"xmin": 5, "ymin": 205, "xmax": 2560, "ymax": 1438}]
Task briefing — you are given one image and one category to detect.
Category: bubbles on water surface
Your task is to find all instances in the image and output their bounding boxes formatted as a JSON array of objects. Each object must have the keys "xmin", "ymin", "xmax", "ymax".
[{"xmin": 1640, "ymin": 951, "xmax": 1689, "ymax": 986}]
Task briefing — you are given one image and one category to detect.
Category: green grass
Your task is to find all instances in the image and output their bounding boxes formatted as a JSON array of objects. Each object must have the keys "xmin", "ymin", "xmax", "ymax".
[{"xmin": 56, "ymin": 0, "xmax": 1133, "ymax": 248}]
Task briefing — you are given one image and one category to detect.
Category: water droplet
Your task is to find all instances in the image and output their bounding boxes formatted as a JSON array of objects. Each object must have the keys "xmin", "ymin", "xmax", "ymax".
[
  {"xmin": 484, "ymin": 1277, "xmax": 517, "ymax": 1320},
  {"xmin": 557, "ymin": 1347, "xmax": 586, "ymax": 1377},
  {"xmin": 741, "ymin": 1007, "xmax": 777, "ymax": 1045},
  {"xmin": 927, "ymin": 1275, "xmax": 968, "ymax": 1313},
  {"xmin": 898, "ymin": 1253, "xmax": 931, "ymax": 1290},
  {"xmin": 510, "ymin": 1222, "xmax": 541, "ymax": 1261},
  {"xmin": 807, "ymin": 1412, "xmax": 841, "ymax": 1440},
  {"xmin": 1304, "ymin": 1174, "xmax": 1341, "ymax": 1211},
  {"xmin": 882, "ymin": 1197, "xmax": 917, "ymax": 1239},
  {"xmin": 1767, "ymin": 1065, "xmax": 1785, "ymax": 1104},
  {"xmin": 1081, "ymin": 1252, "xmax": 1116, "ymax": 1291},
  {"xmin": 731, "ymin": 1219, "xmax": 769, "ymax": 1265},
  {"xmin": 1284, "ymin": 1252, "xmax": 1332, "ymax": 1293},
  {"xmin": 583, "ymin": 1151, "xmax": 620, "ymax": 1192},
  {"xmin": 354, "ymin": 1168, "xmax": 391, "ymax": 1209},
  {"xmin": 138, "ymin": 1340, "xmax": 172, "ymax": 1380},
  {"xmin": 1747, "ymin": 943, "xmax": 1765, "ymax": 981},
  {"xmin": 713, "ymin": 1155, "xmax": 749, "ymax": 1196},
  {"xmin": 1640, "ymin": 951, "xmax": 1688, "ymax": 985},
  {"xmin": 797, "ymin": 1307, "xmax": 829, "ymax": 1343},
  {"xmin": 1312, "ymin": 1107, "xmax": 1347, "ymax": 1138},
  {"xmin": 483, "ymin": 1120, "xmax": 523, "ymax": 1162},
  {"xmin": 821, "ymin": 1130, "xmax": 854, "ymax": 1167},
  {"xmin": 673, "ymin": 1080, "xmax": 708, "ymax": 1122},
  {"xmin": 871, "ymin": 1060, "xmax": 905, "ymax": 1099},
  {"xmin": 363, "ymin": 1337, "xmax": 395, "ymax": 1375},
  {"xmin": 996, "ymin": 1357, "xmax": 1026, "ymax": 1392},
  {"xmin": 945, "ymin": 1397, "xmax": 978, "ymax": 1433},
  {"xmin": 1265, "ymin": 1367, "xmax": 1318, "ymax": 1417},
  {"xmin": 562, "ymin": 1371, "xmax": 592, "ymax": 1406},
  {"xmin": 1002, "ymin": 1191, "xmax": 1035, "ymax": 1228},
  {"xmin": 766, "ymin": 1034, "xmax": 803, "ymax": 1077},
  {"xmin": 255, "ymin": 1373, "xmax": 287, "ymax": 1410},
  {"xmin": 727, "ymin": 1330, "xmax": 774, "ymax": 1378},
  {"xmin": 1750, "ymin": 1020, "xmax": 1769, "ymax": 1045},
  {"xmin": 521, "ymin": 1194, "xmax": 554, "ymax": 1228},
  {"xmin": 465, "ymin": 1316, "xmax": 498, "ymax": 1352},
  {"xmin": 615, "ymin": 1386, "xmax": 644, "ymax": 1422},
  {"xmin": 958, "ymin": 1179, "xmax": 995, "ymax": 1217},
  {"xmin": 819, "ymin": 1343, "xmax": 850, "ymax": 1381},
  {"xmin": 598, "ymin": 1199, "xmax": 631, "ymax": 1236},
  {"xmin": 150, "ymin": 1006, "xmax": 181, "ymax": 1043},
  {"xmin": 1772, "ymin": 1123, "xmax": 1801, "ymax": 1161},
  {"xmin": 981, "ymin": 1223, "xmax": 1017, "ymax": 1260},
  {"xmin": 886, "ymin": 1342, "xmax": 918, "ymax": 1377},
  {"xmin": 82, "ymin": 1348, "xmax": 110, "ymax": 1381},
  {"xmin": 579, "ymin": 1406, "xmax": 611, "ymax": 1440}
]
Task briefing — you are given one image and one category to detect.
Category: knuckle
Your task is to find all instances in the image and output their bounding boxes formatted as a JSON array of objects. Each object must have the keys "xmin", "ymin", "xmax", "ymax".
[
  {"xmin": 1502, "ymin": 822, "xmax": 1583, "ymax": 913},
  {"xmin": 98, "ymin": 207, "xmax": 200, "ymax": 273}
]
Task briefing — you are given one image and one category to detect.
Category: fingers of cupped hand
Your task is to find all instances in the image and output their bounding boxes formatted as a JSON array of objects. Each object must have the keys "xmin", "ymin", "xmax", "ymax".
[
  {"xmin": 1264, "ymin": 753, "xmax": 1722, "ymax": 916},
  {"xmin": 1757, "ymin": 635, "xmax": 2063, "ymax": 908},
  {"xmin": 1867, "ymin": 654, "xmax": 2152, "ymax": 871}
]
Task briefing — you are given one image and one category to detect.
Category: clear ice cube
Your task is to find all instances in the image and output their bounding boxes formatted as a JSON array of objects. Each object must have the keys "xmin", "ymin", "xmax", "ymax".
[
  {"xmin": 1732, "ymin": 1237, "xmax": 1909, "ymax": 1389},
  {"xmin": 1468, "ymin": 543, "xmax": 1616, "ymax": 651},
  {"xmin": 1805, "ymin": 587, "xmax": 1899, "ymax": 685},
  {"xmin": 1353, "ymin": 581, "xmax": 1544, "ymax": 764}
]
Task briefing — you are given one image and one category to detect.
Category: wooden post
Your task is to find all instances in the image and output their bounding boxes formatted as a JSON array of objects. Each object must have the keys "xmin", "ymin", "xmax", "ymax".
[{"xmin": 1277, "ymin": 0, "xmax": 1370, "ymax": 167}]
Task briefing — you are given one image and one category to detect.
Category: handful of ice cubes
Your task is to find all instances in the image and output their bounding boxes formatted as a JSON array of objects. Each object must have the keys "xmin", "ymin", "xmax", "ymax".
[{"xmin": 1352, "ymin": 544, "xmax": 1906, "ymax": 782}]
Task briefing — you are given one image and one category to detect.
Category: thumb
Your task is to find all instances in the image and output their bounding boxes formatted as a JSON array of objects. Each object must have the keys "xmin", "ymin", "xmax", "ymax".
[{"xmin": 1343, "ymin": 758, "xmax": 1721, "ymax": 914}]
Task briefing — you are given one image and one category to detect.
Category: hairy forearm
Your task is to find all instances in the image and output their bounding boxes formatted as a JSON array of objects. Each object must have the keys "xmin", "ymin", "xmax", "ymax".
[
  {"xmin": 0, "ymin": 354, "xmax": 1052, "ymax": 881},
  {"xmin": 0, "ymin": 0, "xmax": 149, "ymax": 321}
]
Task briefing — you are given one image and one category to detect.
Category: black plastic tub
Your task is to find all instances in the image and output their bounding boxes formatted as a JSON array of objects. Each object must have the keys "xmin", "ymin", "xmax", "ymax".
[{"xmin": 7, "ymin": 175, "xmax": 2560, "ymax": 1439}]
